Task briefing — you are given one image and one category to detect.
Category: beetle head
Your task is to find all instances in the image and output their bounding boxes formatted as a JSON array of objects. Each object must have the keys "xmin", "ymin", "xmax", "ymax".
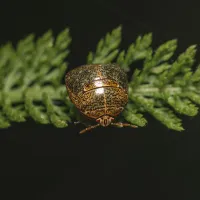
[{"xmin": 96, "ymin": 116, "xmax": 114, "ymax": 127}]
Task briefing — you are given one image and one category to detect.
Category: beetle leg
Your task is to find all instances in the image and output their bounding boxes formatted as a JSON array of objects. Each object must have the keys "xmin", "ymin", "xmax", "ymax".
[
  {"xmin": 74, "ymin": 121, "xmax": 90, "ymax": 127},
  {"xmin": 79, "ymin": 124, "xmax": 100, "ymax": 134},
  {"xmin": 111, "ymin": 122, "xmax": 138, "ymax": 128},
  {"xmin": 74, "ymin": 121, "xmax": 81, "ymax": 125}
]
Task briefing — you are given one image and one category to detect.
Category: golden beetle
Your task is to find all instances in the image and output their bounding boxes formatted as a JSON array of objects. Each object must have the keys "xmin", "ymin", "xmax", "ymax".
[{"xmin": 65, "ymin": 64, "xmax": 137, "ymax": 134}]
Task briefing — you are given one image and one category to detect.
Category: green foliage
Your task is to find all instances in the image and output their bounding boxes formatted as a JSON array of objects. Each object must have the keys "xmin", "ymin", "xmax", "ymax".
[
  {"xmin": 87, "ymin": 26, "xmax": 122, "ymax": 64},
  {"xmin": 117, "ymin": 32, "xmax": 152, "ymax": 72},
  {"xmin": 86, "ymin": 26, "xmax": 200, "ymax": 131},
  {"xmin": 0, "ymin": 25, "xmax": 200, "ymax": 131},
  {"xmin": 0, "ymin": 28, "xmax": 72, "ymax": 128}
]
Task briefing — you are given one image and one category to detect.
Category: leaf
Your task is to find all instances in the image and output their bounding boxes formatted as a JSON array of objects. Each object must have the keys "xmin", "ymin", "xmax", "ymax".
[
  {"xmin": 117, "ymin": 33, "xmax": 152, "ymax": 71},
  {"xmin": 0, "ymin": 28, "xmax": 72, "ymax": 128},
  {"xmin": 87, "ymin": 26, "xmax": 122, "ymax": 64},
  {"xmin": 43, "ymin": 92, "xmax": 69, "ymax": 128},
  {"xmin": 123, "ymin": 103, "xmax": 147, "ymax": 127}
]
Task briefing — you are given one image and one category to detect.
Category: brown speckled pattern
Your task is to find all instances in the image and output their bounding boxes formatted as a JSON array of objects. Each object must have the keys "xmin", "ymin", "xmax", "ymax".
[{"xmin": 65, "ymin": 64, "xmax": 128, "ymax": 119}]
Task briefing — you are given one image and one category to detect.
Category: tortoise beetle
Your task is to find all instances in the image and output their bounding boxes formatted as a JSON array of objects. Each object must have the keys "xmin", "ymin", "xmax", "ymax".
[{"xmin": 65, "ymin": 64, "xmax": 137, "ymax": 134}]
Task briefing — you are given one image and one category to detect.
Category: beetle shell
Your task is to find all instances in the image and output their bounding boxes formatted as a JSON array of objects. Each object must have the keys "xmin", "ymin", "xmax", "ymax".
[{"xmin": 65, "ymin": 64, "xmax": 128, "ymax": 120}]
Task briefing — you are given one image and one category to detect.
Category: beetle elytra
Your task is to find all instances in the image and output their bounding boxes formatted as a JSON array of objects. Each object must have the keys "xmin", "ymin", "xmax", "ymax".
[{"xmin": 65, "ymin": 64, "xmax": 137, "ymax": 134}]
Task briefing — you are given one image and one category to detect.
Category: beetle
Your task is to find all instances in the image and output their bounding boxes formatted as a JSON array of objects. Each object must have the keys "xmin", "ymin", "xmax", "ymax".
[{"xmin": 65, "ymin": 64, "xmax": 137, "ymax": 134}]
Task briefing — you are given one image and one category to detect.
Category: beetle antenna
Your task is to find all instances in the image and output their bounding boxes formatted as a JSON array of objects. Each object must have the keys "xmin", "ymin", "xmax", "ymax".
[
  {"xmin": 111, "ymin": 122, "xmax": 138, "ymax": 128},
  {"xmin": 79, "ymin": 124, "xmax": 100, "ymax": 134}
]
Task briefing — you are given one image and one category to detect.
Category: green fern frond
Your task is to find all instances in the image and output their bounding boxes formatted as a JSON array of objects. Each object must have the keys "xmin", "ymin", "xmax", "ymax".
[
  {"xmin": 0, "ymin": 28, "xmax": 71, "ymax": 128},
  {"xmin": 87, "ymin": 26, "xmax": 122, "ymax": 64},
  {"xmin": 117, "ymin": 33, "xmax": 152, "ymax": 72},
  {"xmin": 0, "ymin": 26, "xmax": 200, "ymax": 131},
  {"xmin": 88, "ymin": 26, "xmax": 200, "ymax": 130},
  {"xmin": 124, "ymin": 42, "xmax": 200, "ymax": 130}
]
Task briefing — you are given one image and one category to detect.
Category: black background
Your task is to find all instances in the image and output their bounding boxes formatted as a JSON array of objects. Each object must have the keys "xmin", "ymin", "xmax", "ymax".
[{"xmin": 0, "ymin": 0, "xmax": 200, "ymax": 199}]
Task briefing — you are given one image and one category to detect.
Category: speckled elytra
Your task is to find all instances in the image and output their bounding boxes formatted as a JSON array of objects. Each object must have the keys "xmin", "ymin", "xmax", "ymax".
[{"xmin": 65, "ymin": 64, "xmax": 137, "ymax": 134}]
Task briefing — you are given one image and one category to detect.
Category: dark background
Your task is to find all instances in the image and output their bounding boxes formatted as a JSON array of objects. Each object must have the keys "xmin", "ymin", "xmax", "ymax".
[{"xmin": 0, "ymin": 0, "xmax": 200, "ymax": 199}]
